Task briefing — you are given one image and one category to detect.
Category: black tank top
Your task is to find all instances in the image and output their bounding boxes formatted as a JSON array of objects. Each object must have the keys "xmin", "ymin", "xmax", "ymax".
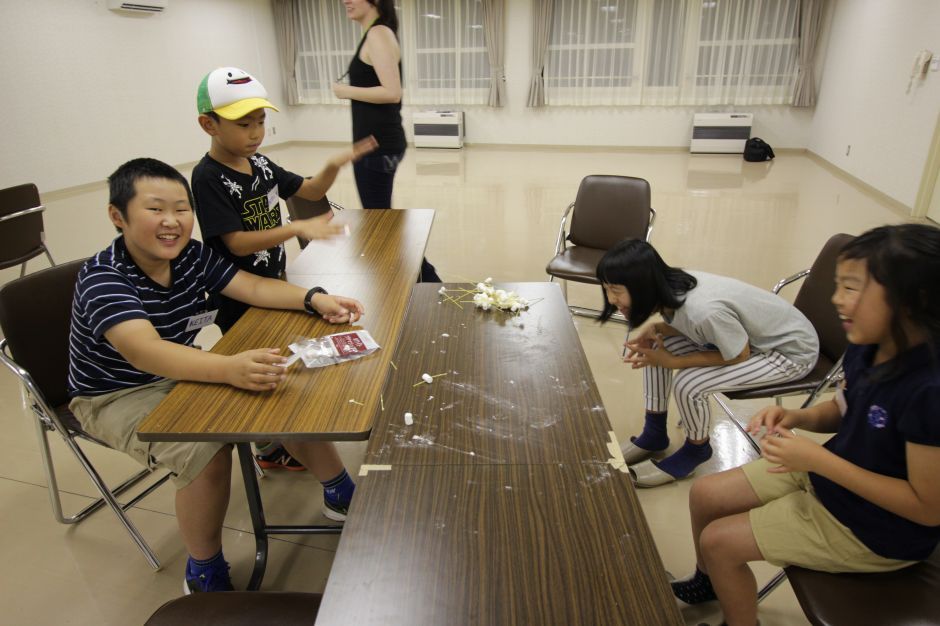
[{"xmin": 348, "ymin": 25, "xmax": 406, "ymax": 154}]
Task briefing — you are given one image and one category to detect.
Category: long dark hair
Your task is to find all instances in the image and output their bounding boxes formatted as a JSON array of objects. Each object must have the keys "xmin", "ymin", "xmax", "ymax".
[
  {"xmin": 596, "ymin": 239, "xmax": 697, "ymax": 327},
  {"xmin": 838, "ymin": 223, "xmax": 940, "ymax": 375},
  {"xmin": 369, "ymin": 0, "xmax": 398, "ymax": 34}
]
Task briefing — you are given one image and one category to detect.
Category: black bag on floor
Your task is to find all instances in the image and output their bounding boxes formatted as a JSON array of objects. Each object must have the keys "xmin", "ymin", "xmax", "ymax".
[{"xmin": 744, "ymin": 137, "xmax": 775, "ymax": 162}]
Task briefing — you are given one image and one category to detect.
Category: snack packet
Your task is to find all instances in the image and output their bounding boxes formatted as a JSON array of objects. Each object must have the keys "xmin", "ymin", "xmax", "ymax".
[{"xmin": 287, "ymin": 330, "xmax": 380, "ymax": 368}]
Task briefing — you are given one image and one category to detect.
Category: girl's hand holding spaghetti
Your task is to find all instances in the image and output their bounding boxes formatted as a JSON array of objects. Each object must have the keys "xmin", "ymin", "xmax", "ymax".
[{"xmin": 762, "ymin": 427, "xmax": 827, "ymax": 473}]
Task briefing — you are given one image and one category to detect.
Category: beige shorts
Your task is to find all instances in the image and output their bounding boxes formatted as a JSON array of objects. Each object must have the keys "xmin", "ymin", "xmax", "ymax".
[
  {"xmin": 742, "ymin": 458, "xmax": 914, "ymax": 573},
  {"xmin": 69, "ymin": 379, "xmax": 229, "ymax": 489}
]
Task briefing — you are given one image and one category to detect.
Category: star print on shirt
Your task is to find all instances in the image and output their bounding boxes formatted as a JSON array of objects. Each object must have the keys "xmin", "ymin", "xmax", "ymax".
[
  {"xmin": 221, "ymin": 174, "xmax": 242, "ymax": 198},
  {"xmin": 250, "ymin": 155, "xmax": 273, "ymax": 180}
]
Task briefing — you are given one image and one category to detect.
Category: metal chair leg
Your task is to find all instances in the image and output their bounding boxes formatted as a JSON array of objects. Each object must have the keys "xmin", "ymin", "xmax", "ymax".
[
  {"xmin": 62, "ymin": 434, "xmax": 163, "ymax": 570},
  {"xmin": 32, "ymin": 408, "xmax": 166, "ymax": 570},
  {"xmin": 757, "ymin": 569, "xmax": 788, "ymax": 603}
]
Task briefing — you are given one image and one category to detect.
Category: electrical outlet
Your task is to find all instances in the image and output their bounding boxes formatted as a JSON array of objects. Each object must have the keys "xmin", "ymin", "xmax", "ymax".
[
  {"xmin": 845, "ymin": 144, "xmax": 851, "ymax": 156},
  {"xmin": 270, "ymin": 126, "xmax": 277, "ymax": 136}
]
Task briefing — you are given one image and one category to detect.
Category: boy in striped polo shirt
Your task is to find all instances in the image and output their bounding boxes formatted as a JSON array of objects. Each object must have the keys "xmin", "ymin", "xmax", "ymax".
[{"xmin": 68, "ymin": 158, "xmax": 363, "ymax": 593}]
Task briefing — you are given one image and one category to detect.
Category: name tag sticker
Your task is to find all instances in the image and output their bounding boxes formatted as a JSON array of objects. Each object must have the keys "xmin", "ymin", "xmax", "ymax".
[
  {"xmin": 267, "ymin": 185, "xmax": 280, "ymax": 212},
  {"xmin": 185, "ymin": 310, "xmax": 218, "ymax": 332}
]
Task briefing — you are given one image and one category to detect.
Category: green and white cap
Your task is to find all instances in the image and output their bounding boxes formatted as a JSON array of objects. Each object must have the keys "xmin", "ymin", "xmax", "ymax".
[{"xmin": 196, "ymin": 67, "xmax": 279, "ymax": 120}]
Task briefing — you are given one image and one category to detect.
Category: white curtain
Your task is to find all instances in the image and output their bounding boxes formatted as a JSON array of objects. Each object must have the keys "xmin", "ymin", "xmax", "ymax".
[
  {"xmin": 294, "ymin": 0, "xmax": 492, "ymax": 106},
  {"xmin": 295, "ymin": 0, "xmax": 359, "ymax": 104},
  {"xmin": 791, "ymin": 0, "xmax": 826, "ymax": 107},
  {"xmin": 401, "ymin": 0, "xmax": 492, "ymax": 105},
  {"xmin": 543, "ymin": 0, "xmax": 801, "ymax": 106},
  {"xmin": 527, "ymin": 0, "xmax": 555, "ymax": 107},
  {"xmin": 272, "ymin": 0, "xmax": 301, "ymax": 105},
  {"xmin": 481, "ymin": 0, "xmax": 506, "ymax": 106}
]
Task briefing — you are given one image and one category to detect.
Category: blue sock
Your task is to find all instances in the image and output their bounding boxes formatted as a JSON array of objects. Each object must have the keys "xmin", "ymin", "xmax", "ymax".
[
  {"xmin": 187, "ymin": 549, "xmax": 226, "ymax": 574},
  {"xmin": 321, "ymin": 469, "xmax": 355, "ymax": 505},
  {"xmin": 654, "ymin": 438, "xmax": 712, "ymax": 478},
  {"xmin": 631, "ymin": 411, "xmax": 669, "ymax": 451}
]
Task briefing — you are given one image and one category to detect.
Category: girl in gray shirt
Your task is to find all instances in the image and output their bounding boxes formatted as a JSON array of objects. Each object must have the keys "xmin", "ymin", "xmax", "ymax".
[{"xmin": 597, "ymin": 239, "xmax": 819, "ymax": 487}]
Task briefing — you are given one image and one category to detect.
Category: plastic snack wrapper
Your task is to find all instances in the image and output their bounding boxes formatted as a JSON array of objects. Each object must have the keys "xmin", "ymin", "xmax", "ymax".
[{"xmin": 287, "ymin": 330, "xmax": 380, "ymax": 368}]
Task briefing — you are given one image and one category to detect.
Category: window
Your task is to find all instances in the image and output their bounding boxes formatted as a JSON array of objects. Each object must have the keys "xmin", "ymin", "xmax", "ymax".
[
  {"xmin": 294, "ymin": 0, "xmax": 492, "ymax": 106},
  {"xmin": 543, "ymin": 0, "xmax": 800, "ymax": 106}
]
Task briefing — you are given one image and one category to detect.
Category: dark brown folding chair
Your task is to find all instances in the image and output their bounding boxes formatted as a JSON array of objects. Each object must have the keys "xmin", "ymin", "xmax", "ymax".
[
  {"xmin": 545, "ymin": 175, "xmax": 655, "ymax": 320},
  {"xmin": 712, "ymin": 233, "xmax": 855, "ymax": 602},
  {"xmin": 0, "ymin": 260, "xmax": 171, "ymax": 569},
  {"xmin": 145, "ymin": 591, "xmax": 322, "ymax": 626},
  {"xmin": 0, "ymin": 183, "xmax": 56, "ymax": 276},
  {"xmin": 786, "ymin": 547, "xmax": 940, "ymax": 625},
  {"xmin": 284, "ymin": 192, "xmax": 347, "ymax": 250}
]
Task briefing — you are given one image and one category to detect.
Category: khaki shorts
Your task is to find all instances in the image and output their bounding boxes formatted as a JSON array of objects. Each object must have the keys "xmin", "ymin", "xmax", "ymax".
[
  {"xmin": 742, "ymin": 458, "xmax": 914, "ymax": 573},
  {"xmin": 69, "ymin": 379, "xmax": 229, "ymax": 489}
]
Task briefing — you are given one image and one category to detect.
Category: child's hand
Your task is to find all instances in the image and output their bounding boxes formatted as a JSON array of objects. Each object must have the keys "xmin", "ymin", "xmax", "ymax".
[
  {"xmin": 225, "ymin": 348, "xmax": 287, "ymax": 391},
  {"xmin": 624, "ymin": 333, "xmax": 673, "ymax": 369},
  {"xmin": 328, "ymin": 136, "xmax": 379, "ymax": 168},
  {"xmin": 747, "ymin": 405, "xmax": 789, "ymax": 438},
  {"xmin": 762, "ymin": 427, "xmax": 826, "ymax": 473},
  {"xmin": 294, "ymin": 213, "xmax": 345, "ymax": 241},
  {"xmin": 310, "ymin": 293, "xmax": 365, "ymax": 324},
  {"xmin": 628, "ymin": 323, "xmax": 660, "ymax": 349}
]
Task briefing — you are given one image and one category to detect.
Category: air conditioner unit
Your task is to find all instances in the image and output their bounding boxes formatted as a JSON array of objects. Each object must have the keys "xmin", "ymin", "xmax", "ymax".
[
  {"xmin": 108, "ymin": 0, "xmax": 168, "ymax": 13},
  {"xmin": 413, "ymin": 110, "xmax": 464, "ymax": 149},
  {"xmin": 690, "ymin": 113, "xmax": 752, "ymax": 154}
]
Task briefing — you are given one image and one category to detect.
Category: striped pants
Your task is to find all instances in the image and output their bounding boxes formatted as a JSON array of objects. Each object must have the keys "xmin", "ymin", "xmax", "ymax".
[{"xmin": 644, "ymin": 336, "xmax": 815, "ymax": 440}]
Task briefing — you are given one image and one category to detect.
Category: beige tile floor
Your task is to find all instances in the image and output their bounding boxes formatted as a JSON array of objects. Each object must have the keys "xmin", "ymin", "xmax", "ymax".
[{"xmin": 0, "ymin": 144, "xmax": 915, "ymax": 624}]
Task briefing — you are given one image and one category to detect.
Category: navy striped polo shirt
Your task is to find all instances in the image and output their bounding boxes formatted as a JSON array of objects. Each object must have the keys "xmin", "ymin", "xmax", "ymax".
[{"xmin": 68, "ymin": 237, "xmax": 237, "ymax": 397}]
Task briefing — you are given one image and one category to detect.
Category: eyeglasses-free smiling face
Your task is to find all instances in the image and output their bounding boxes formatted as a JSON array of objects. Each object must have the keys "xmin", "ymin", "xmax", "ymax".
[
  {"xmin": 343, "ymin": 0, "xmax": 377, "ymax": 21},
  {"xmin": 832, "ymin": 257, "xmax": 895, "ymax": 355},
  {"xmin": 109, "ymin": 177, "xmax": 194, "ymax": 272},
  {"xmin": 603, "ymin": 283, "xmax": 632, "ymax": 320}
]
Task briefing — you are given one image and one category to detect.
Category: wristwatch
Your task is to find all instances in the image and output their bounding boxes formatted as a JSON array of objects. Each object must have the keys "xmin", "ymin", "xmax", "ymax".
[{"xmin": 304, "ymin": 286, "xmax": 328, "ymax": 315}]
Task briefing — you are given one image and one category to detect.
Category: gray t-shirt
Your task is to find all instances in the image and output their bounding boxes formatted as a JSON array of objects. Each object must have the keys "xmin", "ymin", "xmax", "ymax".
[{"xmin": 663, "ymin": 271, "xmax": 819, "ymax": 366}]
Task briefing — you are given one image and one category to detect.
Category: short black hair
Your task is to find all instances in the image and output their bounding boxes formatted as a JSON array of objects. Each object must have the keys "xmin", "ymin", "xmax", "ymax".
[
  {"xmin": 838, "ymin": 223, "xmax": 940, "ymax": 376},
  {"xmin": 595, "ymin": 238, "xmax": 697, "ymax": 327},
  {"xmin": 204, "ymin": 110, "xmax": 220, "ymax": 122},
  {"xmin": 107, "ymin": 158, "xmax": 193, "ymax": 232}
]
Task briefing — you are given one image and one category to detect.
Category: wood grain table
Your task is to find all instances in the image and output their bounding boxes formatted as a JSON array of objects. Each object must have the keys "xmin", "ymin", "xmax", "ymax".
[
  {"xmin": 136, "ymin": 208, "xmax": 434, "ymax": 589},
  {"xmin": 364, "ymin": 283, "xmax": 614, "ymax": 466},
  {"xmin": 316, "ymin": 464, "xmax": 680, "ymax": 626},
  {"xmin": 316, "ymin": 284, "xmax": 682, "ymax": 625}
]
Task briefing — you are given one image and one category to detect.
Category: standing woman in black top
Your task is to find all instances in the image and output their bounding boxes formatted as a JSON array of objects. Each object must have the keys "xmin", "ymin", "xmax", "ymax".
[{"xmin": 333, "ymin": 0, "xmax": 440, "ymax": 281}]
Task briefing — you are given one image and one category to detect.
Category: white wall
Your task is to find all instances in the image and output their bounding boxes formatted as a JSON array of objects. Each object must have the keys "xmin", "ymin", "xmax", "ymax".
[
  {"xmin": 285, "ymin": 0, "xmax": 816, "ymax": 150},
  {"xmin": 809, "ymin": 0, "xmax": 940, "ymax": 208},
  {"xmin": 1, "ymin": 0, "xmax": 283, "ymax": 192}
]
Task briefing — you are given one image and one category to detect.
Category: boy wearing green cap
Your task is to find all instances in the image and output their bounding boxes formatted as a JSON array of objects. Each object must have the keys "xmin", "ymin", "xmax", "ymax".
[{"xmin": 192, "ymin": 67, "xmax": 376, "ymax": 471}]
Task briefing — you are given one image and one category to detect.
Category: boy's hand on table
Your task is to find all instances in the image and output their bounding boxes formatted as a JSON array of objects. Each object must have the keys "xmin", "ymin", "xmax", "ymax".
[
  {"xmin": 225, "ymin": 348, "xmax": 287, "ymax": 391},
  {"xmin": 310, "ymin": 293, "xmax": 365, "ymax": 324},
  {"xmin": 293, "ymin": 212, "xmax": 345, "ymax": 241}
]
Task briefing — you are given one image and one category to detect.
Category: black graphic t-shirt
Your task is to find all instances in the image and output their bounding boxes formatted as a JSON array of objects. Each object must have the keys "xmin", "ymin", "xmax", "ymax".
[{"xmin": 191, "ymin": 152, "xmax": 303, "ymax": 330}]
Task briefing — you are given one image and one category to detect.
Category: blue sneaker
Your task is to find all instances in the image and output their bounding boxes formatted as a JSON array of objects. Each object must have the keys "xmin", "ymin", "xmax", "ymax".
[{"xmin": 183, "ymin": 556, "xmax": 234, "ymax": 594}]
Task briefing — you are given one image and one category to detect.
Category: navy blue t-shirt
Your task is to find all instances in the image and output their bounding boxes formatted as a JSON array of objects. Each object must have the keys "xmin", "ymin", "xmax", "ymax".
[
  {"xmin": 811, "ymin": 342, "xmax": 940, "ymax": 561},
  {"xmin": 68, "ymin": 237, "xmax": 237, "ymax": 397}
]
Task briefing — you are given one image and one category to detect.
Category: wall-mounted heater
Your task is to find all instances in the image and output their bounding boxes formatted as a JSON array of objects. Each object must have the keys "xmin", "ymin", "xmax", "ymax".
[
  {"xmin": 413, "ymin": 111, "xmax": 464, "ymax": 149},
  {"xmin": 690, "ymin": 113, "xmax": 752, "ymax": 154}
]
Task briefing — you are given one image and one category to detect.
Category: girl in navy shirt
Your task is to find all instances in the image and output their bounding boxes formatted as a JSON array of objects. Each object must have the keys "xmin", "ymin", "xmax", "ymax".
[{"xmin": 670, "ymin": 224, "xmax": 940, "ymax": 626}]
